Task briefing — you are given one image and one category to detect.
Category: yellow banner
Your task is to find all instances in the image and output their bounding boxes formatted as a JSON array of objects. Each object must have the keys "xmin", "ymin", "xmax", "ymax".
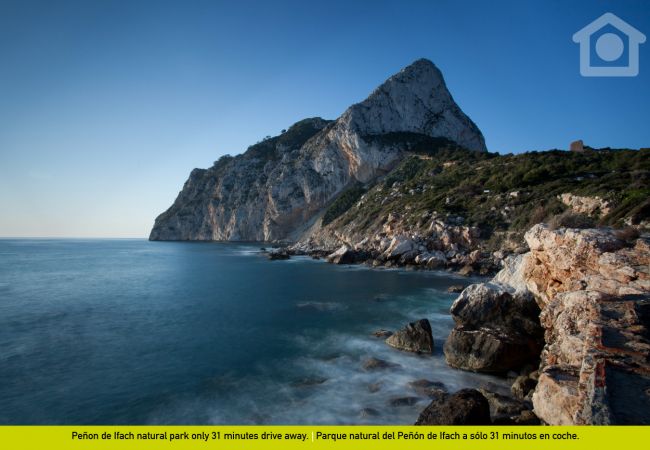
[{"xmin": 1, "ymin": 426, "xmax": 649, "ymax": 450}]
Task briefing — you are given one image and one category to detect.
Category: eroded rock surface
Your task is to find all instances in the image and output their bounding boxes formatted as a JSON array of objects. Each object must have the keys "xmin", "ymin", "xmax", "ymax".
[
  {"xmin": 385, "ymin": 319, "xmax": 434, "ymax": 354},
  {"xmin": 150, "ymin": 59, "xmax": 485, "ymax": 241},
  {"xmin": 415, "ymin": 389, "xmax": 491, "ymax": 425},
  {"xmin": 443, "ymin": 280, "xmax": 543, "ymax": 373},
  {"xmin": 441, "ymin": 224, "xmax": 650, "ymax": 424}
]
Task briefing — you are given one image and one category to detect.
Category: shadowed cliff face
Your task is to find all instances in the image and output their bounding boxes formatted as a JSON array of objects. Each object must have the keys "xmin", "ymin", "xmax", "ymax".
[{"xmin": 149, "ymin": 59, "xmax": 486, "ymax": 241}]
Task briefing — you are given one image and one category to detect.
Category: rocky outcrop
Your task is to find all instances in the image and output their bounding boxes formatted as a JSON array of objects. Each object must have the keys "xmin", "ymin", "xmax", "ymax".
[
  {"xmin": 522, "ymin": 225, "xmax": 650, "ymax": 425},
  {"xmin": 325, "ymin": 246, "xmax": 357, "ymax": 264},
  {"xmin": 444, "ymin": 223, "xmax": 650, "ymax": 424},
  {"xmin": 150, "ymin": 59, "xmax": 486, "ymax": 241},
  {"xmin": 522, "ymin": 224, "xmax": 649, "ymax": 305},
  {"xmin": 443, "ymin": 269, "xmax": 544, "ymax": 373},
  {"xmin": 558, "ymin": 193, "xmax": 612, "ymax": 217},
  {"xmin": 415, "ymin": 389, "xmax": 491, "ymax": 425},
  {"xmin": 479, "ymin": 389, "xmax": 536, "ymax": 424},
  {"xmin": 296, "ymin": 209, "xmax": 495, "ymax": 273},
  {"xmin": 385, "ymin": 319, "xmax": 434, "ymax": 354}
]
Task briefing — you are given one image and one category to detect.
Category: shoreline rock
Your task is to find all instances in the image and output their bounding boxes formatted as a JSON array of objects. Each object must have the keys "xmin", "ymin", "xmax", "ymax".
[
  {"xmin": 385, "ymin": 319, "xmax": 434, "ymax": 354},
  {"xmin": 415, "ymin": 389, "xmax": 491, "ymax": 425},
  {"xmin": 439, "ymin": 224, "xmax": 650, "ymax": 425},
  {"xmin": 443, "ymin": 279, "xmax": 543, "ymax": 373}
]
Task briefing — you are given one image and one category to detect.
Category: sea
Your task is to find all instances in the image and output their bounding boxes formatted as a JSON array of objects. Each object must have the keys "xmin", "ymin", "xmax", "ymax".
[{"xmin": 0, "ymin": 239, "xmax": 508, "ymax": 424}]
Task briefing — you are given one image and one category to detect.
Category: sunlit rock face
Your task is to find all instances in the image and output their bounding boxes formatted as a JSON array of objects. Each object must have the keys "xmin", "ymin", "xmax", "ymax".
[{"xmin": 149, "ymin": 59, "xmax": 486, "ymax": 242}]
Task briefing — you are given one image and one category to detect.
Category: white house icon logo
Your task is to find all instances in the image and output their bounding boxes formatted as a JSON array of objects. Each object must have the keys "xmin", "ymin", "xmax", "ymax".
[{"xmin": 573, "ymin": 12, "xmax": 646, "ymax": 77}]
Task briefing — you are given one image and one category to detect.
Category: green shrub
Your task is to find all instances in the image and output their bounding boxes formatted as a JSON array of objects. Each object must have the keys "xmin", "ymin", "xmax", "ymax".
[
  {"xmin": 548, "ymin": 211, "xmax": 595, "ymax": 230},
  {"xmin": 322, "ymin": 183, "xmax": 367, "ymax": 226}
]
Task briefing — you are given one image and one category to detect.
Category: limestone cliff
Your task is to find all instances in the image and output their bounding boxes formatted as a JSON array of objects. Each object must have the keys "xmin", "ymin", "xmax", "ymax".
[{"xmin": 149, "ymin": 59, "xmax": 486, "ymax": 241}]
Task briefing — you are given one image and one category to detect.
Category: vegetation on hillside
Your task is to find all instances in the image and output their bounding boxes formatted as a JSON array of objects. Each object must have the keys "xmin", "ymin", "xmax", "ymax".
[
  {"xmin": 326, "ymin": 146, "xmax": 650, "ymax": 240},
  {"xmin": 237, "ymin": 117, "xmax": 332, "ymax": 162},
  {"xmin": 322, "ymin": 183, "xmax": 367, "ymax": 226}
]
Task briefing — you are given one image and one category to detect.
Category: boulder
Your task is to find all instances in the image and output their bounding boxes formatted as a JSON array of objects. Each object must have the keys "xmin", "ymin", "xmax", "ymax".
[
  {"xmin": 267, "ymin": 249, "xmax": 290, "ymax": 260},
  {"xmin": 385, "ymin": 319, "xmax": 434, "ymax": 354},
  {"xmin": 511, "ymin": 375, "xmax": 537, "ymax": 400},
  {"xmin": 415, "ymin": 389, "xmax": 491, "ymax": 425},
  {"xmin": 443, "ymin": 282, "xmax": 543, "ymax": 373},
  {"xmin": 558, "ymin": 193, "xmax": 612, "ymax": 217},
  {"xmin": 447, "ymin": 284, "xmax": 465, "ymax": 293},
  {"xmin": 326, "ymin": 245, "xmax": 361, "ymax": 264},
  {"xmin": 479, "ymin": 389, "xmax": 530, "ymax": 424},
  {"xmin": 444, "ymin": 327, "xmax": 540, "ymax": 373},
  {"xmin": 372, "ymin": 329, "xmax": 393, "ymax": 338},
  {"xmin": 383, "ymin": 235, "xmax": 418, "ymax": 261},
  {"xmin": 450, "ymin": 283, "xmax": 541, "ymax": 335},
  {"xmin": 522, "ymin": 224, "xmax": 648, "ymax": 306}
]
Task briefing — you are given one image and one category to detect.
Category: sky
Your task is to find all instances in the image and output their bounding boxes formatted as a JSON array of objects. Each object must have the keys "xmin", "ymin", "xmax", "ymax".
[{"xmin": 0, "ymin": 0, "xmax": 648, "ymax": 238}]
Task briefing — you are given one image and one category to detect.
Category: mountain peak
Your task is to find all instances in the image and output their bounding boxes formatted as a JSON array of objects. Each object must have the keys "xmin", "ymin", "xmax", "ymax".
[
  {"xmin": 150, "ymin": 60, "xmax": 487, "ymax": 241},
  {"xmin": 336, "ymin": 59, "xmax": 486, "ymax": 153},
  {"xmin": 395, "ymin": 58, "xmax": 441, "ymax": 78}
]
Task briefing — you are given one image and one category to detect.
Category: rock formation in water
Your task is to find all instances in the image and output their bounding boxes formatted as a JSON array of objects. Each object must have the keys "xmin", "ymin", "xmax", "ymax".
[
  {"xmin": 149, "ymin": 59, "xmax": 486, "ymax": 241},
  {"xmin": 447, "ymin": 224, "xmax": 650, "ymax": 425},
  {"xmin": 385, "ymin": 319, "xmax": 434, "ymax": 354}
]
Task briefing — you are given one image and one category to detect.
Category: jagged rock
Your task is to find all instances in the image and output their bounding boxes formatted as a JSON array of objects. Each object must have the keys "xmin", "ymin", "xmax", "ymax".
[
  {"xmin": 532, "ymin": 366, "xmax": 581, "ymax": 425},
  {"xmin": 447, "ymin": 284, "xmax": 465, "ymax": 293},
  {"xmin": 383, "ymin": 235, "xmax": 418, "ymax": 261},
  {"xmin": 444, "ymin": 328, "xmax": 539, "ymax": 373},
  {"xmin": 415, "ymin": 251, "xmax": 448, "ymax": 268},
  {"xmin": 372, "ymin": 329, "xmax": 393, "ymax": 338},
  {"xmin": 415, "ymin": 389, "xmax": 491, "ymax": 425},
  {"xmin": 492, "ymin": 254, "xmax": 531, "ymax": 295},
  {"xmin": 362, "ymin": 357, "xmax": 400, "ymax": 371},
  {"xmin": 385, "ymin": 319, "xmax": 434, "ymax": 353},
  {"xmin": 449, "ymin": 283, "xmax": 541, "ymax": 334},
  {"xmin": 522, "ymin": 224, "xmax": 649, "ymax": 306},
  {"xmin": 150, "ymin": 59, "xmax": 485, "ymax": 242},
  {"xmin": 558, "ymin": 193, "xmax": 612, "ymax": 217},
  {"xmin": 511, "ymin": 375, "xmax": 537, "ymax": 399},
  {"xmin": 532, "ymin": 290, "xmax": 650, "ymax": 425},
  {"xmin": 443, "ymin": 282, "xmax": 543, "ymax": 373},
  {"xmin": 458, "ymin": 264, "xmax": 474, "ymax": 276},
  {"xmin": 466, "ymin": 224, "xmax": 650, "ymax": 425},
  {"xmin": 479, "ymin": 389, "xmax": 530, "ymax": 423},
  {"xmin": 267, "ymin": 249, "xmax": 290, "ymax": 260},
  {"xmin": 326, "ymin": 245, "xmax": 361, "ymax": 264}
]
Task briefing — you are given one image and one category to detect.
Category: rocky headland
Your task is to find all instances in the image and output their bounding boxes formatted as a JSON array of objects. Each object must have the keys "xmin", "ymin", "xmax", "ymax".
[
  {"xmin": 150, "ymin": 58, "xmax": 649, "ymax": 424},
  {"xmin": 150, "ymin": 59, "xmax": 485, "ymax": 242},
  {"xmin": 429, "ymin": 224, "xmax": 650, "ymax": 425}
]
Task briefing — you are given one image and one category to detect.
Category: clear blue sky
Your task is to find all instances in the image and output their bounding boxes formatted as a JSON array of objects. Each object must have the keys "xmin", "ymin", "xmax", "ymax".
[{"xmin": 1, "ymin": 0, "xmax": 648, "ymax": 237}]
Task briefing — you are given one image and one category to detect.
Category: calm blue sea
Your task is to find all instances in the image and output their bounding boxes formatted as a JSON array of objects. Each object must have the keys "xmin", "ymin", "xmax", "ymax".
[{"xmin": 0, "ymin": 239, "xmax": 506, "ymax": 424}]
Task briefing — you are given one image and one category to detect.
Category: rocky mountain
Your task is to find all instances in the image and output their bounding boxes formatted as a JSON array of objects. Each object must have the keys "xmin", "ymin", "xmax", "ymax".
[
  {"xmin": 290, "ymin": 147, "xmax": 649, "ymax": 275},
  {"xmin": 149, "ymin": 59, "xmax": 486, "ymax": 241}
]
